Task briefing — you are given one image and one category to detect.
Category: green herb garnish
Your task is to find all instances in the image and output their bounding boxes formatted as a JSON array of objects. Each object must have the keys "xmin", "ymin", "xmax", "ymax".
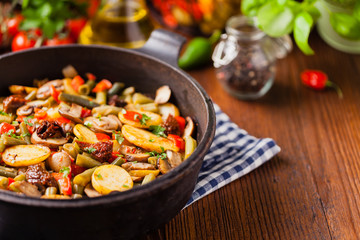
[
  {"xmin": 96, "ymin": 174, "xmax": 103, "ymax": 179},
  {"xmin": 113, "ymin": 131, "xmax": 124, "ymax": 144},
  {"xmin": 84, "ymin": 147, "xmax": 96, "ymax": 153},
  {"xmin": 59, "ymin": 167, "xmax": 70, "ymax": 178},
  {"xmin": 122, "ymin": 184, "xmax": 129, "ymax": 188},
  {"xmin": 97, "ymin": 115, "xmax": 102, "ymax": 121},
  {"xmin": 84, "ymin": 121, "xmax": 92, "ymax": 128},
  {"xmin": 149, "ymin": 125, "xmax": 167, "ymax": 138},
  {"xmin": 11, "ymin": 121, "xmax": 18, "ymax": 125},
  {"xmin": 146, "ymin": 147, "xmax": 167, "ymax": 160},
  {"xmin": 24, "ymin": 116, "xmax": 34, "ymax": 127},
  {"xmin": 149, "ymin": 139, "xmax": 155, "ymax": 142},
  {"xmin": 6, "ymin": 130, "xmax": 21, "ymax": 139},
  {"xmin": 0, "ymin": 111, "xmax": 8, "ymax": 116},
  {"xmin": 140, "ymin": 114, "xmax": 151, "ymax": 125}
]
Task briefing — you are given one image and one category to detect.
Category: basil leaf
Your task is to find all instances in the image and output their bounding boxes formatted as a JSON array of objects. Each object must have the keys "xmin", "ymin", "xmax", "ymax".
[
  {"xmin": 241, "ymin": 0, "xmax": 267, "ymax": 17},
  {"xmin": 330, "ymin": 12, "xmax": 360, "ymax": 40},
  {"xmin": 20, "ymin": 19, "xmax": 42, "ymax": 30},
  {"xmin": 294, "ymin": 11, "xmax": 314, "ymax": 55},
  {"xmin": 42, "ymin": 19, "xmax": 57, "ymax": 39},
  {"xmin": 37, "ymin": 2, "xmax": 52, "ymax": 18},
  {"xmin": 257, "ymin": 2, "xmax": 295, "ymax": 37}
]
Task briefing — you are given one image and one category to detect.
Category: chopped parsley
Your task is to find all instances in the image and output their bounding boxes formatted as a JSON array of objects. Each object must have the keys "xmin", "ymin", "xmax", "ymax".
[
  {"xmin": 59, "ymin": 167, "xmax": 70, "ymax": 178},
  {"xmin": 84, "ymin": 121, "xmax": 92, "ymax": 128},
  {"xmin": 122, "ymin": 184, "xmax": 129, "ymax": 188},
  {"xmin": 0, "ymin": 110, "xmax": 8, "ymax": 116},
  {"xmin": 21, "ymin": 133, "xmax": 31, "ymax": 138},
  {"xmin": 116, "ymin": 154, "xmax": 124, "ymax": 158},
  {"xmin": 11, "ymin": 121, "xmax": 18, "ymax": 125},
  {"xmin": 149, "ymin": 125, "xmax": 167, "ymax": 138},
  {"xmin": 113, "ymin": 131, "xmax": 124, "ymax": 144},
  {"xmin": 140, "ymin": 114, "xmax": 150, "ymax": 126},
  {"xmin": 96, "ymin": 173, "xmax": 103, "ymax": 179},
  {"xmin": 6, "ymin": 129, "xmax": 21, "ymax": 139},
  {"xmin": 24, "ymin": 116, "xmax": 34, "ymax": 127},
  {"xmin": 97, "ymin": 115, "xmax": 102, "ymax": 121},
  {"xmin": 149, "ymin": 139, "xmax": 154, "ymax": 142},
  {"xmin": 84, "ymin": 147, "xmax": 96, "ymax": 153},
  {"xmin": 147, "ymin": 147, "xmax": 167, "ymax": 160}
]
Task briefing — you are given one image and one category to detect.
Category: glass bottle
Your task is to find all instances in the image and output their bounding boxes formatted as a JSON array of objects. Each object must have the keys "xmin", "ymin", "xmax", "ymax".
[
  {"xmin": 79, "ymin": 0, "xmax": 154, "ymax": 48},
  {"xmin": 212, "ymin": 15, "xmax": 292, "ymax": 100}
]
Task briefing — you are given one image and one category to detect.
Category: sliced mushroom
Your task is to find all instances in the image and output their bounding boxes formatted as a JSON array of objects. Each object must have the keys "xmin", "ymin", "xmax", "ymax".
[
  {"xmin": 108, "ymin": 114, "xmax": 122, "ymax": 129},
  {"xmin": 62, "ymin": 65, "xmax": 78, "ymax": 78},
  {"xmin": 154, "ymin": 85, "xmax": 171, "ymax": 104},
  {"xmin": 13, "ymin": 181, "xmax": 42, "ymax": 197},
  {"xmin": 166, "ymin": 150, "xmax": 182, "ymax": 168},
  {"xmin": 84, "ymin": 183, "xmax": 102, "ymax": 198},
  {"xmin": 157, "ymin": 158, "xmax": 172, "ymax": 174},
  {"xmin": 31, "ymin": 132, "xmax": 69, "ymax": 148},
  {"xmin": 125, "ymin": 153, "xmax": 150, "ymax": 162},
  {"xmin": 36, "ymin": 80, "xmax": 64, "ymax": 99},
  {"xmin": 183, "ymin": 116, "xmax": 194, "ymax": 138},
  {"xmin": 16, "ymin": 105, "xmax": 35, "ymax": 116},
  {"xmin": 121, "ymin": 162, "xmax": 156, "ymax": 171},
  {"xmin": 27, "ymin": 100, "xmax": 47, "ymax": 108},
  {"xmin": 84, "ymin": 115, "xmax": 121, "ymax": 134},
  {"xmin": 58, "ymin": 103, "xmax": 83, "ymax": 124}
]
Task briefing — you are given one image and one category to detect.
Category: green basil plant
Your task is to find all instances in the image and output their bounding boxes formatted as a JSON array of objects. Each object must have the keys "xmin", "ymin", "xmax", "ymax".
[{"xmin": 241, "ymin": 0, "xmax": 360, "ymax": 55}]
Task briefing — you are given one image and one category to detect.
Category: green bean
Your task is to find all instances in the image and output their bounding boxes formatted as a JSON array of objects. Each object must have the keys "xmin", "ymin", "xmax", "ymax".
[
  {"xmin": 14, "ymin": 174, "xmax": 26, "ymax": 182},
  {"xmin": 0, "ymin": 138, "xmax": 6, "ymax": 153},
  {"xmin": 45, "ymin": 187, "xmax": 57, "ymax": 195},
  {"xmin": 71, "ymin": 193, "xmax": 83, "ymax": 199},
  {"xmin": 25, "ymin": 90, "xmax": 37, "ymax": 101},
  {"xmin": 92, "ymin": 105, "xmax": 123, "ymax": 116},
  {"xmin": 111, "ymin": 157, "xmax": 125, "ymax": 166},
  {"xmin": 63, "ymin": 143, "xmax": 80, "ymax": 159},
  {"xmin": 76, "ymin": 153, "xmax": 102, "ymax": 168},
  {"xmin": 0, "ymin": 114, "xmax": 14, "ymax": 124},
  {"xmin": 44, "ymin": 96, "xmax": 56, "ymax": 107},
  {"xmin": 96, "ymin": 91, "xmax": 107, "ymax": 105},
  {"xmin": 78, "ymin": 84, "xmax": 90, "ymax": 95},
  {"xmin": 59, "ymin": 93, "xmax": 100, "ymax": 109},
  {"xmin": 19, "ymin": 122, "xmax": 31, "ymax": 144},
  {"xmin": 132, "ymin": 93, "xmax": 154, "ymax": 105},
  {"xmin": 0, "ymin": 176, "xmax": 9, "ymax": 189},
  {"xmin": 73, "ymin": 184, "xmax": 84, "ymax": 195},
  {"xmin": 0, "ymin": 166, "xmax": 17, "ymax": 178},
  {"xmin": 108, "ymin": 82, "xmax": 125, "ymax": 96},
  {"xmin": 134, "ymin": 103, "xmax": 159, "ymax": 113},
  {"xmin": 142, "ymin": 173, "xmax": 156, "ymax": 185},
  {"xmin": 73, "ymin": 167, "xmax": 97, "ymax": 187},
  {"xmin": 85, "ymin": 80, "xmax": 96, "ymax": 91},
  {"xmin": 1, "ymin": 135, "xmax": 27, "ymax": 146},
  {"xmin": 122, "ymin": 86, "xmax": 135, "ymax": 96}
]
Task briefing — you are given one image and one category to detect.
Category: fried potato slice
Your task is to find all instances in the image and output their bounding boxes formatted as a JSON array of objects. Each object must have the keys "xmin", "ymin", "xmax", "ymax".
[{"xmin": 3, "ymin": 145, "xmax": 51, "ymax": 167}]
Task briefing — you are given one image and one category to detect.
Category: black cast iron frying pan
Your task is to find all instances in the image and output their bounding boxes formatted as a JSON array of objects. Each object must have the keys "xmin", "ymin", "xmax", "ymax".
[{"xmin": 0, "ymin": 29, "xmax": 215, "ymax": 240}]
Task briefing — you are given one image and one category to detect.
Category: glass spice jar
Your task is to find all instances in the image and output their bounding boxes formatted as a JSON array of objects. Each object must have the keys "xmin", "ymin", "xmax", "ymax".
[{"xmin": 212, "ymin": 15, "xmax": 292, "ymax": 100}]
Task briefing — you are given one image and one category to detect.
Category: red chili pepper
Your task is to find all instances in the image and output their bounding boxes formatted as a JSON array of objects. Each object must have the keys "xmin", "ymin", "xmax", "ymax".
[
  {"xmin": 174, "ymin": 116, "xmax": 185, "ymax": 135},
  {"xmin": 70, "ymin": 163, "xmax": 86, "ymax": 177},
  {"xmin": 301, "ymin": 70, "xmax": 343, "ymax": 98},
  {"xmin": 95, "ymin": 133, "xmax": 111, "ymax": 141},
  {"xmin": 167, "ymin": 134, "xmax": 185, "ymax": 151},
  {"xmin": 81, "ymin": 108, "xmax": 92, "ymax": 118},
  {"xmin": 71, "ymin": 75, "xmax": 85, "ymax": 92},
  {"xmin": 0, "ymin": 122, "xmax": 16, "ymax": 135},
  {"xmin": 92, "ymin": 79, "xmax": 112, "ymax": 93},
  {"xmin": 52, "ymin": 172, "xmax": 72, "ymax": 196},
  {"xmin": 50, "ymin": 85, "xmax": 61, "ymax": 103},
  {"xmin": 123, "ymin": 111, "xmax": 142, "ymax": 122}
]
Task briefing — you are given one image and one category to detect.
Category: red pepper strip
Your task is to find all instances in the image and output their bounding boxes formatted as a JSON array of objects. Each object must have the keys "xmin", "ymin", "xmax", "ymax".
[
  {"xmin": 174, "ymin": 116, "xmax": 185, "ymax": 135},
  {"xmin": 86, "ymin": 73, "xmax": 96, "ymax": 81},
  {"xmin": 71, "ymin": 75, "xmax": 85, "ymax": 92},
  {"xmin": 109, "ymin": 151, "xmax": 121, "ymax": 163},
  {"xmin": 167, "ymin": 134, "xmax": 185, "ymax": 151},
  {"xmin": 92, "ymin": 79, "xmax": 112, "ymax": 93},
  {"xmin": 81, "ymin": 108, "xmax": 92, "ymax": 118},
  {"xmin": 95, "ymin": 133, "xmax": 111, "ymax": 141},
  {"xmin": 34, "ymin": 108, "xmax": 48, "ymax": 120},
  {"xmin": 123, "ymin": 111, "xmax": 142, "ymax": 122},
  {"xmin": 301, "ymin": 70, "xmax": 343, "ymax": 98},
  {"xmin": 70, "ymin": 163, "xmax": 86, "ymax": 177},
  {"xmin": 7, "ymin": 178, "xmax": 15, "ymax": 189},
  {"xmin": 0, "ymin": 122, "xmax": 15, "ymax": 134},
  {"xmin": 52, "ymin": 173, "xmax": 72, "ymax": 196},
  {"xmin": 50, "ymin": 85, "xmax": 61, "ymax": 103},
  {"xmin": 54, "ymin": 116, "xmax": 71, "ymax": 125}
]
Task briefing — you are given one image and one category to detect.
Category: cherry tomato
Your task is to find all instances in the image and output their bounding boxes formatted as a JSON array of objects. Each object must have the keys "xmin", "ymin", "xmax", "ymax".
[
  {"xmin": 71, "ymin": 75, "xmax": 85, "ymax": 92},
  {"xmin": 95, "ymin": 133, "xmax": 111, "ymax": 141},
  {"xmin": 6, "ymin": 14, "xmax": 24, "ymax": 37},
  {"xmin": 92, "ymin": 79, "xmax": 112, "ymax": 93},
  {"xmin": 86, "ymin": 73, "xmax": 96, "ymax": 81},
  {"xmin": 44, "ymin": 34, "xmax": 74, "ymax": 46},
  {"xmin": 167, "ymin": 134, "xmax": 185, "ymax": 151},
  {"xmin": 67, "ymin": 18, "xmax": 87, "ymax": 41},
  {"xmin": 12, "ymin": 30, "xmax": 41, "ymax": 52},
  {"xmin": 0, "ymin": 122, "xmax": 15, "ymax": 135}
]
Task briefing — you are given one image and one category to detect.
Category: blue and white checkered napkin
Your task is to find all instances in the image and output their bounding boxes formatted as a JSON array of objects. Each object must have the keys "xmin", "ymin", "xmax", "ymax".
[{"xmin": 185, "ymin": 104, "xmax": 281, "ymax": 208}]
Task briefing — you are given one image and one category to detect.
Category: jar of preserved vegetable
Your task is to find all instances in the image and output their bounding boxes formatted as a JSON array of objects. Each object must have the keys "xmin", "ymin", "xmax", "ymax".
[{"xmin": 212, "ymin": 15, "xmax": 292, "ymax": 100}]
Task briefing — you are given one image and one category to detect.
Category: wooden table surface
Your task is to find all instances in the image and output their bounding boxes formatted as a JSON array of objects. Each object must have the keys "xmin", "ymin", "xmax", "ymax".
[{"xmin": 144, "ymin": 32, "xmax": 360, "ymax": 239}]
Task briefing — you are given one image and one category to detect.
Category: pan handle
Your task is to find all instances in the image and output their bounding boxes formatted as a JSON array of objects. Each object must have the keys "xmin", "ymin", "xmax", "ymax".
[{"xmin": 136, "ymin": 29, "xmax": 186, "ymax": 68}]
